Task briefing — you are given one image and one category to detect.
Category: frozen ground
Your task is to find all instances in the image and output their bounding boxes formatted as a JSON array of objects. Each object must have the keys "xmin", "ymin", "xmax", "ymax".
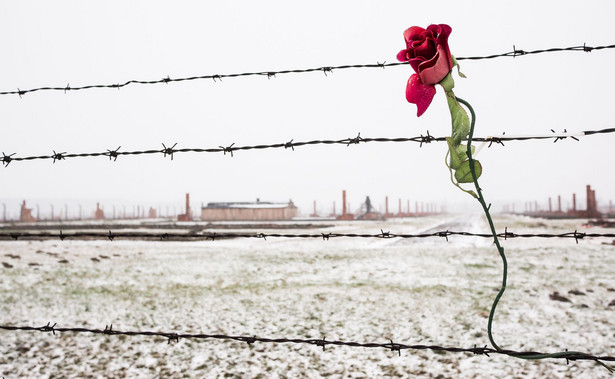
[{"xmin": 0, "ymin": 214, "xmax": 614, "ymax": 378}]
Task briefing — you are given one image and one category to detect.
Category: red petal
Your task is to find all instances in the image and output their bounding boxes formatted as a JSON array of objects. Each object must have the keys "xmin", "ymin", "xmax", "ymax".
[
  {"xmin": 408, "ymin": 57, "xmax": 423, "ymax": 75},
  {"xmin": 396, "ymin": 49, "xmax": 409, "ymax": 62},
  {"xmin": 405, "ymin": 74, "xmax": 436, "ymax": 117},
  {"xmin": 418, "ymin": 44, "xmax": 452, "ymax": 85},
  {"xmin": 428, "ymin": 24, "xmax": 453, "ymax": 68},
  {"xmin": 403, "ymin": 26, "xmax": 425, "ymax": 45},
  {"xmin": 411, "ymin": 38, "xmax": 436, "ymax": 60}
]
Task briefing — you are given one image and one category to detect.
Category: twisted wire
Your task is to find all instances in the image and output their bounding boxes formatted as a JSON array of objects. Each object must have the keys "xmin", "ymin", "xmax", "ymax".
[
  {"xmin": 0, "ymin": 229, "xmax": 612, "ymax": 242},
  {"xmin": 1, "ymin": 43, "xmax": 613, "ymax": 97},
  {"xmin": 0, "ymin": 323, "xmax": 613, "ymax": 365},
  {"xmin": 3, "ymin": 127, "xmax": 614, "ymax": 167}
]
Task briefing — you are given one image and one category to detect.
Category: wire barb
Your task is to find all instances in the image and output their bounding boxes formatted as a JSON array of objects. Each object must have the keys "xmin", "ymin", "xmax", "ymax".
[
  {"xmin": 41, "ymin": 322, "xmax": 57, "ymax": 335},
  {"xmin": 167, "ymin": 333, "xmax": 180, "ymax": 345},
  {"xmin": 512, "ymin": 45, "xmax": 526, "ymax": 57},
  {"xmin": 346, "ymin": 132, "xmax": 363, "ymax": 146},
  {"xmin": 220, "ymin": 143, "xmax": 236, "ymax": 157},
  {"xmin": 315, "ymin": 337, "xmax": 327, "ymax": 351},
  {"xmin": 243, "ymin": 335, "xmax": 257, "ymax": 345},
  {"xmin": 103, "ymin": 324, "xmax": 114, "ymax": 335},
  {"xmin": 573, "ymin": 230, "xmax": 585, "ymax": 244},
  {"xmin": 419, "ymin": 131, "xmax": 434, "ymax": 147},
  {"xmin": 106, "ymin": 146, "xmax": 121, "ymax": 161},
  {"xmin": 388, "ymin": 340, "xmax": 402, "ymax": 357},
  {"xmin": 583, "ymin": 43, "xmax": 594, "ymax": 52},
  {"xmin": 161, "ymin": 143, "xmax": 177, "ymax": 160},
  {"xmin": 379, "ymin": 229, "xmax": 393, "ymax": 238},
  {"xmin": 473, "ymin": 345, "xmax": 490, "ymax": 357},
  {"xmin": 51, "ymin": 150, "xmax": 66, "ymax": 163},
  {"xmin": 438, "ymin": 230, "xmax": 450, "ymax": 241},
  {"xmin": 487, "ymin": 137, "xmax": 505, "ymax": 148},
  {"xmin": 2, "ymin": 152, "xmax": 15, "ymax": 167}
]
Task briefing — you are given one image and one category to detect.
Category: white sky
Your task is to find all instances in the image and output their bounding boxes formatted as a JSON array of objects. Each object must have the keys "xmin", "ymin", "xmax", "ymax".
[{"xmin": 1, "ymin": 1, "xmax": 614, "ymax": 218}]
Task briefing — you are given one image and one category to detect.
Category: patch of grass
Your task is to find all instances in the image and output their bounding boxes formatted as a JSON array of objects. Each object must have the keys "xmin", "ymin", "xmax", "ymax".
[{"xmin": 464, "ymin": 263, "xmax": 495, "ymax": 269}]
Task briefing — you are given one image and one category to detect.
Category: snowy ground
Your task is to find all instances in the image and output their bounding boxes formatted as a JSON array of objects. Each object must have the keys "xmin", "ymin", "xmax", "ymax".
[{"xmin": 1, "ymin": 214, "xmax": 614, "ymax": 378}]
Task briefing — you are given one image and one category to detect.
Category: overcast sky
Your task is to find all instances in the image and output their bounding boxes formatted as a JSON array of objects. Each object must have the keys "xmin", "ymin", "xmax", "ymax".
[{"xmin": 1, "ymin": 1, "xmax": 614, "ymax": 218}]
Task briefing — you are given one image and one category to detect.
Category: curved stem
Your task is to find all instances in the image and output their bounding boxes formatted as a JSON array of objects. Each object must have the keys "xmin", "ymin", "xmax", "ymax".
[
  {"xmin": 454, "ymin": 97, "xmax": 613, "ymax": 371},
  {"xmin": 455, "ymin": 97, "xmax": 507, "ymax": 351}
]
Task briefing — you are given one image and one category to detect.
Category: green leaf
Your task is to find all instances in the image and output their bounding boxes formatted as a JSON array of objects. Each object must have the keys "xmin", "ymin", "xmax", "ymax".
[
  {"xmin": 447, "ymin": 138, "xmax": 462, "ymax": 170},
  {"xmin": 454, "ymin": 159, "xmax": 482, "ymax": 183},
  {"xmin": 446, "ymin": 93, "xmax": 470, "ymax": 145},
  {"xmin": 447, "ymin": 138, "xmax": 475, "ymax": 170},
  {"xmin": 452, "ymin": 56, "xmax": 467, "ymax": 78}
]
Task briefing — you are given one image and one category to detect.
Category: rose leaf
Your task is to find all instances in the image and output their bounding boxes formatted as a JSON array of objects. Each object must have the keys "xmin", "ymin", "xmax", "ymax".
[{"xmin": 454, "ymin": 159, "xmax": 483, "ymax": 183}]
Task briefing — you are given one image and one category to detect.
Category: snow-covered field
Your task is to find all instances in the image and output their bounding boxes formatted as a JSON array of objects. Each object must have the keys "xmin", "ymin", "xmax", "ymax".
[{"xmin": 1, "ymin": 214, "xmax": 614, "ymax": 378}]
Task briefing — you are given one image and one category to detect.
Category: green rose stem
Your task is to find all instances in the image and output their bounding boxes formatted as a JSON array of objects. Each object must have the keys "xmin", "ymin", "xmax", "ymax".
[
  {"xmin": 455, "ymin": 96, "xmax": 613, "ymax": 372},
  {"xmin": 455, "ymin": 97, "xmax": 507, "ymax": 350}
]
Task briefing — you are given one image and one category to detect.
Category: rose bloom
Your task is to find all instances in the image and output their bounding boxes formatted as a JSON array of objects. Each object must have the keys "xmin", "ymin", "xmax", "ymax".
[{"xmin": 397, "ymin": 24, "xmax": 453, "ymax": 116}]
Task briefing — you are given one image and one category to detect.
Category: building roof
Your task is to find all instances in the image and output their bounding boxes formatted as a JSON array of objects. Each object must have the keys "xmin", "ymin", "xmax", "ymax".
[{"xmin": 203, "ymin": 201, "xmax": 295, "ymax": 209}]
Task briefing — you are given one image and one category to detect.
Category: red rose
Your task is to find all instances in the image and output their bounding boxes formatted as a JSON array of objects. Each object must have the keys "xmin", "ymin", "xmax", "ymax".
[{"xmin": 397, "ymin": 24, "xmax": 453, "ymax": 116}]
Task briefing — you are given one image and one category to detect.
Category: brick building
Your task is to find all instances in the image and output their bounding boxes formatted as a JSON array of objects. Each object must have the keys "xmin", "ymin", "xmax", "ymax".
[{"xmin": 201, "ymin": 199, "xmax": 298, "ymax": 221}]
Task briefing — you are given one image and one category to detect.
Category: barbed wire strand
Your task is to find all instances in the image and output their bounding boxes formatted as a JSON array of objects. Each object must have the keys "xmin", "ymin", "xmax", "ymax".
[
  {"xmin": 1, "ymin": 43, "xmax": 614, "ymax": 97},
  {"xmin": 1, "ymin": 229, "xmax": 613, "ymax": 242},
  {"xmin": 2, "ymin": 127, "xmax": 614, "ymax": 167},
  {"xmin": 0, "ymin": 323, "xmax": 613, "ymax": 369}
]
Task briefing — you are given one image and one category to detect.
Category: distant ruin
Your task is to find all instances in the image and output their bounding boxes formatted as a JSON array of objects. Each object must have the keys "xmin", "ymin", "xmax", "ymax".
[
  {"xmin": 19, "ymin": 201, "xmax": 36, "ymax": 222},
  {"xmin": 201, "ymin": 199, "xmax": 298, "ymax": 221}
]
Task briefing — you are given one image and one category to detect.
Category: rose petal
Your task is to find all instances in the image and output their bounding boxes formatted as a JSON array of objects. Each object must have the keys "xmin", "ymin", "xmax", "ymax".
[
  {"xmin": 403, "ymin": 26, "xmax": 425, "ymax": 45},
  {"xmin": 405, "ymin": 74, "xmax": 436, "ymax": 117},
  {"xmin": 418, "ymin": 45, "xmax": 452, "ymax": 85},
  {"xmin": 412, "ymin": 38, "xmax": 436, "ymax": 60},
  {"xmin": 408, "ymin": 57, "xmax": 423, "ymax": 74},
  {"xmin": 429, "ymin": 24, "xmax": 453, "ymax": 68},
  {"xmin": 396, "ymin": 49, "xmax": 409, "ymax": 62}
]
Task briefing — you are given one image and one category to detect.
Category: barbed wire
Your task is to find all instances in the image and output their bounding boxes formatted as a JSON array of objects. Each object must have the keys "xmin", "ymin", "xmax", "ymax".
[
  {"xmin": 1, "ymin": 43, "xmax": 614, "ymax": 97},
  {"xmin": 2, "ymin": 43, "xmax": 614, "ymax": 376},
  {"xmin": 3, "ymin": 127, "xmax": 614, "ymax": 167},
  {"xmin": 1, "ymin": 229, "xmax": 613, "ymax": 242},
  {"xmin": 0, "ymin": 323, "xmax": 613, "ymax": 368}
]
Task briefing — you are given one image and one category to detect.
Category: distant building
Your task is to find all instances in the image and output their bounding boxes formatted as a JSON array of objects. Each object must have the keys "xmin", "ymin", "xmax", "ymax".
[
  {"xmin": 148, "ymin": 207, "xmax": 157, "ymax": 219},
  {"xmin": 20, "ymin": 201, "xmax": 36, "ymax": 222},
  {"xmin": 201, "ymin": 199, "xmax": 298, "ymax": 221},
  {"xmin": 94, "ymin": 203, "xmax": 105, "ymax": 220},
  {"xmin": 177, "ymin": 193, "xmax": 193, "ymax": 221}
]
